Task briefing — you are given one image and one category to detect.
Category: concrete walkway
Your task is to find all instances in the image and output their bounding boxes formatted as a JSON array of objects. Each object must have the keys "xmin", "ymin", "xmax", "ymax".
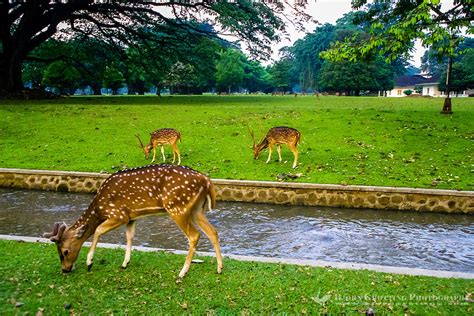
[{"xmin": 2, "ymin": 234, "xmax": 473, "ymax": 279}]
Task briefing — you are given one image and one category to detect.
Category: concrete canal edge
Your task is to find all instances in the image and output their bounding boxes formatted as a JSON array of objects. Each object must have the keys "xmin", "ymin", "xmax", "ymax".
[
  {"xmin": 0, "ymin": 168, "xmax": 473, "ymax": 213},
  {"xmin": 1, "ymin": 235, "xmax": 473, "ymax": 279}
]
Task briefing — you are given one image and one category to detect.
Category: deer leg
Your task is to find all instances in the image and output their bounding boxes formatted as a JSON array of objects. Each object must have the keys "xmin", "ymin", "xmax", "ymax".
[
  {"xmin": 173, "ymin": 144, "xmax": 181, "ymax": 165},
  {"xmin": 151, "ymin": 147, "xmax": 157, "ymax": 163},
  {"xmin": 289, "ymin": 144, "xmax": 299, "ymax": 169},
  {"xmin": 192, "ymin": 207, "xmax": 223, "ymax": 274},
  {"xmin": 171, "ymin": 145, "xmax": 176, "ymax": 164},
  {"xmin": 122, "ymin": 220, "xmax": 137, "ymax": 269},
  {"xmin": 87, "ymin": 219, "xmax": 124, "ymax": 271},
  {"xmin": 160, "ymin": 146, "xmax": 166, "ymax": 162},
  {"xmin": 277, "ymin": 145, "xmax": 282, "ymax": 162},
  {"xmin": 172, "ymin": 215, "xmax": 200, "ymax": 278},
  {"xmin": 266, "ymin": 145, "xmax": 273, "ymax": 164}
]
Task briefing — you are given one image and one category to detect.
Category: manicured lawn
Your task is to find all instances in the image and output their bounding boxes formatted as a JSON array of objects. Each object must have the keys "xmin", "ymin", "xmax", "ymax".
[
  {"xmin": 0, "ymin": 240, "xmax": 472, "ymax": 314},
  {"xmin": 0, "ymin": 95, "xmax": 473, "ymax": 190}
]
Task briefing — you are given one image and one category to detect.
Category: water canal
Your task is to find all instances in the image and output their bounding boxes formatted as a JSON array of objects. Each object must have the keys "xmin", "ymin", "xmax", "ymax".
[{"xmin": 1, "ymin": 188, "xmax": 473, "ymax": 273}]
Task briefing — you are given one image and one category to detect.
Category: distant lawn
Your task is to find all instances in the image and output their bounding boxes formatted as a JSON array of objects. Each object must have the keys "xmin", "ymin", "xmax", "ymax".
[
  {"xmin": 0, "ymin": 95, "xmax": 473, "ymax": 190},
  {"xmin": 0, "ymin": 240, "xmax": 472, "ymax": 314}
]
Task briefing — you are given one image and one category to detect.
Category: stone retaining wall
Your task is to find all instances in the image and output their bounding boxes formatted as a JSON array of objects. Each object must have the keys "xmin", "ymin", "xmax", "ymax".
[{"xmin": 0, "ymin": 168, "xmax": 472, "ymax": 214}]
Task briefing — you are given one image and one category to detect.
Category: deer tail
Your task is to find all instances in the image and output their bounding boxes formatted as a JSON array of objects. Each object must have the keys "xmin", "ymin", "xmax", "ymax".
[
  {"xmin": 296, "ymin": 131, "xmax": 302, "ymax": 145},
  {"xmin": 207, "ymin": 181, "xmax": 217, "ymax": 211}
]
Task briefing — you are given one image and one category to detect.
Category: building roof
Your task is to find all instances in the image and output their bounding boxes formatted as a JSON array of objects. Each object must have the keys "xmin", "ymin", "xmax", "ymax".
[{"xmin": 394, "ymin": 74, "xmax": 441, "ymax": 87}]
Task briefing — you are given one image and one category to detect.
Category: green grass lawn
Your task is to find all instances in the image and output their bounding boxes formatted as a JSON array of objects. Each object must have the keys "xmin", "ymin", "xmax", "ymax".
[
  {"xmin": 1, "ymin": 95, "xmax": 473, "ymax": 190},
  {"xmin": 0, "ymin": 240, "xmax": 472, "ymax": 315}
]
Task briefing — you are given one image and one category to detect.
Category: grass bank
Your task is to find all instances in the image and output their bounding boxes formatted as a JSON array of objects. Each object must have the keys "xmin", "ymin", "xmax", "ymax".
[
  {"xmin": 0, "ymin": 240, "xmax": 472, "ymax": 314},
  {"xmin": 1, "ymin": 95, "xmax": 473, "ymax": 190}
]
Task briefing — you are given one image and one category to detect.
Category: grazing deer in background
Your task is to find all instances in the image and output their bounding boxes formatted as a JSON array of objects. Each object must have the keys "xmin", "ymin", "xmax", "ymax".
[
  {"xmin": 44, "ymin": 164, "xmax": 223, "ymax": 279},
  {"xmin": 136, "ymin": 128, "xmax": 181, "ymax": 165},
  {"xmin": 249, "ymin": 126, "xmax": 301, "ymax": 169}
]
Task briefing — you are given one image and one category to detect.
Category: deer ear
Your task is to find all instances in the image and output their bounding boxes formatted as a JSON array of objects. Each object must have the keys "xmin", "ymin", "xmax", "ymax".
[{"xmin": 75, "ymin": 225, "xmax": 87, "ymax": 238}]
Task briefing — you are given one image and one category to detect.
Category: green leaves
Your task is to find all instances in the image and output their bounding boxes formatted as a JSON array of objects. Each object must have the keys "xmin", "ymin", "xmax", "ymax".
[
  {"xmin": 322, "ymin": 0, "xmax": 472, "ymax": 63},
  {"xmin": 215, "ymin": 49, "xmax": 246, "ymax": 93}
]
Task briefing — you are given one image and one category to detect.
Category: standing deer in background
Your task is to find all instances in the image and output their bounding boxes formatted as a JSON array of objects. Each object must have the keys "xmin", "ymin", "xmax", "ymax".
[
  {"xmin": 136, "ymin": 128, "xmax": 181, "ymax": 165},
  {"xmin": 43, "ymin": 164, "xmax": 223, "ymax": 279},
  {"xmin": 249, "ymin": 126, "xmax": 301, "ymax": 169}
]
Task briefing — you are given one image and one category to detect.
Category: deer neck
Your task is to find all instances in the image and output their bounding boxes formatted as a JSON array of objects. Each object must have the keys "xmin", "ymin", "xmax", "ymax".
[
  {"xmin": 256, "ymin": 138, "xmax": 269, "ymax": 152},
  {"xmin": 69, "ymin": 207, "xmax": 102, "ymax": 242}
]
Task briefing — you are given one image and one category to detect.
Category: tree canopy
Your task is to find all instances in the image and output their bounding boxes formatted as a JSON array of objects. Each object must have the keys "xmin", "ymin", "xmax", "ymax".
[
  {"xmin": 280, "ymin": 12, "xmax": 405, "ymax": 95},
  {"xmin": 322, "ymin": 0, "xmax": 473, "ymax": 62},
  {"xmin": 0, "ymin": 0, "xmax": 310, "ymax": 95}
]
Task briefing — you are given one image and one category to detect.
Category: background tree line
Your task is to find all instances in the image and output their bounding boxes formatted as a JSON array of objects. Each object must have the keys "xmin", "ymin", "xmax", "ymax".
[
  {"xmin": 21, "ymin": 23, "xmax": 276, "ymax": 96},
  {"xmin": 274, "ymin": 11, "xmax": 473, "ymax": 96},
  {"xmin": 22, "ymin": 13, "xmax": 473, "ymax": 97}
]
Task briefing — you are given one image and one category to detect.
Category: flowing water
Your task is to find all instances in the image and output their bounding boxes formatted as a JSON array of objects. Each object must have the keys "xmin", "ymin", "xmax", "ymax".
[{"xmin": 1, "ymin": 188, "xmax": 473, "ymax": 272}]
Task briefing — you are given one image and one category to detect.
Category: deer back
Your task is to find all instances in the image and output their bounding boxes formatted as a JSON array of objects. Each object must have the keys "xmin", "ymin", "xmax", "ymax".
[
  {"xmin": 91, "ymin": 164, "xmax": 211, "ymax": 220},
  {"xmin": 150, "ymin": 128, "xmax": 181, "ymax": 146},
  {"xmin": 265, "ymin": 126, "xmax": 301, "ymax": 145}
]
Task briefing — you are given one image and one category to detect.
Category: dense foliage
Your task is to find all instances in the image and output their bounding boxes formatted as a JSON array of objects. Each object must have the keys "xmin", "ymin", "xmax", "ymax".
[
  {"xmin": 21, "ymin": 11, "xmax": 412, "ymax": 96},
  {"xmin": 0, "ymin": 0, "xmax": 310, "ymax": 94},
  {"xmin": 7, "ymin": 1, "xmax": 473, "ymax": 97}
]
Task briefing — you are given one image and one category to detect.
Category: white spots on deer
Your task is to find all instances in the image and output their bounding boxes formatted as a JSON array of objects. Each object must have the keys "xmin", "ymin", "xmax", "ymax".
[{"xmin": 86, "ymin": 164, "xmax": 213, "ymax": 230}]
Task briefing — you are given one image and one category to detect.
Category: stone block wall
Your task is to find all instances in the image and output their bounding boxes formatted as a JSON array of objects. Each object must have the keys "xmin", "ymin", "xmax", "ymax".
[
  {"xmin": 0, "ymin": 168, "xmax": 472, "ymax": 214},
  {"xmin": 215, "ymin": 180, "xmax": 473, "ymax": 213}
]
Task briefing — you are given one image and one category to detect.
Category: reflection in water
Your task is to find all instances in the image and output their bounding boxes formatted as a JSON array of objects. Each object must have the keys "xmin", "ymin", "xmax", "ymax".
[{"xmin": 0, "ymin": 188, "xmax": 473, "ymax": 272}]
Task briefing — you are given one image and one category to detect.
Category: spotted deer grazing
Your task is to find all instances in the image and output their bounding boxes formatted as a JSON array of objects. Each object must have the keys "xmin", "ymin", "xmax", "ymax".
[
  {"xmin": 43, "ymin": 164, "xmax": 222, "ymax": 279},
  {"xmin": 249, "ymin": 126, "xmax": 301, "ymax": 169},
  {"xmin": 136, "ymin": 128, "xmax": 181, "ymax": 164}
]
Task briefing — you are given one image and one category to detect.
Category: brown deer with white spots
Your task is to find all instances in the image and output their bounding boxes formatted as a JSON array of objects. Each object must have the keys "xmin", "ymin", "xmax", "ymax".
[
  {"xmin": 249, "ymin": 126, "xmax": 301, "ymax": 168},
  {"xmin": 43, "ymin": 164, "xmax": 222, "ymax": 278},
  {"xmin": 136, "ymin": 128, "xmax": 181, "ymax": 164}
]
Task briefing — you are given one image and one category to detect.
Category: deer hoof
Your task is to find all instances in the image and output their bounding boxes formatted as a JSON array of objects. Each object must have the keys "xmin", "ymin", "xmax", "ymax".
[{"xmin": 87, "ymin": 263, "xmax": 93, "ymax": 271}]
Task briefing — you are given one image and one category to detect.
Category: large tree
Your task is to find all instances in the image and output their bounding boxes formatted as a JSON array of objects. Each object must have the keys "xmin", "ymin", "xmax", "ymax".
[
  {"xmin": 318, "ymin": 57, "xmax": 395, "ymax": 95},
  {"xmin": 290, "ymin": 23, "xmax": 336, "ymax": 92},
  {"xmin": 439, "ymin": 47, "xmax": 474, "ymax": 94},
  {"xmin": 321, "ymin": 0, "xmax": 473, "ymax": 114},
  {"xmin": 215, "ymin": 49, "xmax": 245, "ymax": 93},
  {"xmin": 0, "ymin": 0, "xmax": 310, "ymax": 96}
]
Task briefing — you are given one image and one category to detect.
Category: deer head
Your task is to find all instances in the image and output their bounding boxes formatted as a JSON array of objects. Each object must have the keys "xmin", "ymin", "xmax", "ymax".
[
  {"xmin": 248, "ymin": 127, "xmax": 262, "ymax": 159},
  {"xmin": 135, "ymin": 134, "xmax": 152, "ymax": 159},
  {"xmin": 43, "ymin": 222, "xmax": 88, "ymax": 272}
]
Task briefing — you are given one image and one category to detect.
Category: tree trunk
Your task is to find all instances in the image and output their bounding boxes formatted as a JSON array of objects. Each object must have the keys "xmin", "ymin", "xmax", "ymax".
[
  {"xmin": 136, "ymin": 80, "xmax": 145, "ymax": 95},
  {"xmin": 155, "ymin": 84, "xmax": 162, "ymax": 96},
  {"xmin": 0, "ymin": 56, "xmax": 24, "ymax": 93},
  {"xmin": 90, "ymin": 82, "xmax": 102, "ymax": 95},
  {"xmin": 441, "ymin": 56, "xmax": 453, "ymax": 114}
]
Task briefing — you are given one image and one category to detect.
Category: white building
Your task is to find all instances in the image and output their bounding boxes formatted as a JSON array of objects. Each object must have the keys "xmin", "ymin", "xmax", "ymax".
[{"xmin": 385, "ymin": 74, "xmax": 473, "ymax": 97}]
